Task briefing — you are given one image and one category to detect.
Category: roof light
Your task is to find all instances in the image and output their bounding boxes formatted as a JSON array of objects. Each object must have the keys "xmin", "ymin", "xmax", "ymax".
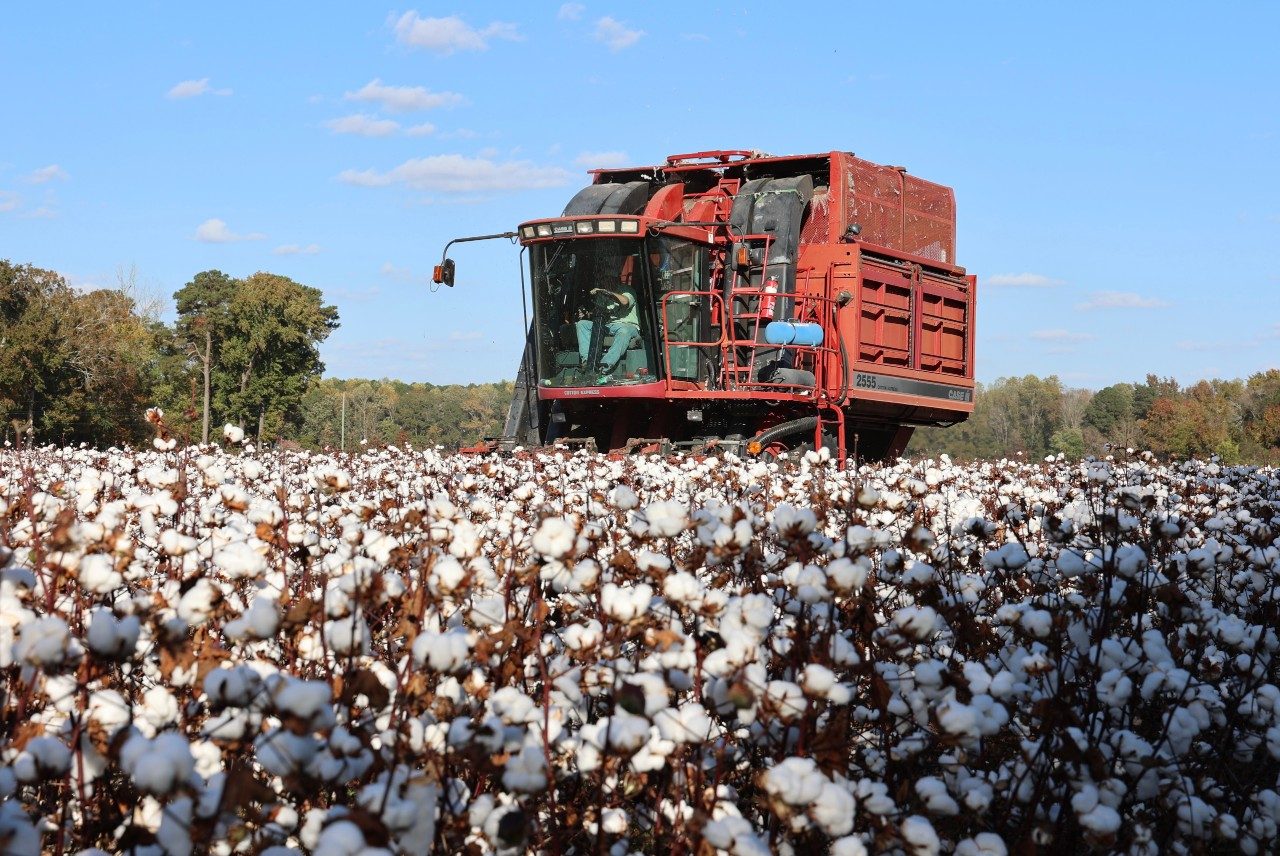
[
  {"xmin": 536, "ymin": 224, "xmax": 552, "ymax": 237},
  {"xmin": 597, "ymin": 220, "xmax": 617, "ymax": 233},
  {"xmin": 575, "ymin": 221, "xmax": 594, "ymax": 234},
  {"xmin": 520, "ymin": 226, "xmax": 536, "ymax": 239},
  {"xmin": 619, "ymin": 219, "xmax": 639, "ymax": 233}
]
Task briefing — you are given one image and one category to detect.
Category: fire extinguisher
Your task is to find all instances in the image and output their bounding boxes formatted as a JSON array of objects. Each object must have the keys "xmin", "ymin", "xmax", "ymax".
[{"xmin": 760, "ymin": 276, "xmax": 779, "ymax": 319}]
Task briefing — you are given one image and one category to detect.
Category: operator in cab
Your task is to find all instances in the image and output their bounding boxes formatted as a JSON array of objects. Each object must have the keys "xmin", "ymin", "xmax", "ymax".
[{"xmin": 576, "ymin": 278, "xmax": 639, "ymax": 382}]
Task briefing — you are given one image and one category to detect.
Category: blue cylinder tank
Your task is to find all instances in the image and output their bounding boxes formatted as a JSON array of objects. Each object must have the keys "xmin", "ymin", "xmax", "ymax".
[{"xmin": 764, "ymin": 321, "xmax": 825, "ymax": 347}]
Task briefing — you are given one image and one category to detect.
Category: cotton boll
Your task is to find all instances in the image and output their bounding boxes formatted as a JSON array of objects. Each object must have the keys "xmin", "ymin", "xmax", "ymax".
[
  {"xmin": 120, "ymin": 732, "xmax": 196, "ymax": 795},
  {"xmin": 954, "ymin": 833, "xmax": 1008, "ymax": 855},
  {"xmin": 811, "ymin": 781, "xmax": 855, "ymax": 835},
  {"xmin": 915, "ymin": 776, "xmax": 959, "ymax": 815},
  {"xmin": 78, "ymin": 553, "xmax": 123, "ymax": 594},
  {"xmin": 15, "ymin": 615, "xmax": 80, "ymax": 668},
  {"xmin": 532, "ymin": 517, "xmax": 577, "ymax": 559},
  {"xmin": 412, "ymin": 628, "xmax": 472, "ymax": 673},
  {"xmin": 224, "ymin": 596, "xmax": 279, "ymax": 641},
  {"xmin": 85, "ymin": 607, "xmax": 140, "ymax": 659},
  {"xmin": 12, "ymin": 736, "xmax": 72, "ymax": 783},
  {"xmin": 177, "ymin": 578, "xmax": 220, "ymax": 626},
  {"xmin": 892, "ymin": 605, "xmax": 938, "ymax": 641},
  {"xmin": 762, "ymin": 757, "xmax": 826, "ymax": 806},
  {"xmin": 901, "ymin": 815, "xmax": 941, "ymax": 855},
  {"xmin": 502, "ymin": 742, "xmax": 548, "ymax": 792}
]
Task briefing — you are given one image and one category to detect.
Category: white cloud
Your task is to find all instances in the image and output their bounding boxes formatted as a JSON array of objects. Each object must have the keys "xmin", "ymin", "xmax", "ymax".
[
  {"xmin": 1076, "ymin": 291, "xmax": 1169, "ymax": 310},
  {"xmin": 575, "ymin": 150, "xmax": 630, "ymax": 169},
  {"xmin": 167, "ymin": 78, "xmax": 232, "ymax": 99},
  {"xmin": 194, "ymin": 218, "xmax": 265, "ymax": 243},
  {"xmin": 449, "ymin": 330, "xmax": 484, "ymax": 341},
  {"xmin": 0, "ymin": 191, "xmax": 19, "ymax": 212},
  {"xmin": 274, "ymin": 243, "xmax": 322, "ymax": 256},
  {"xmin": 324, "ymin": 113, "xmax": 401, "ymax": 137},
  {"xmin": 339, "ymin": 154, "xmax": 571, "ymax": 194},
  {"xmin": 392, "ymin": 12, "xmax": 521, "ymax": 55},
  {"xmin": 558, "ymin": 3, "xmax": 586, "ymax": 20},
  {"xmin": 344, "ymin": 79, "xmax": 463, "ymax": 112},
  {"xmin": 25, "ymin": 164, "xmax": 68, "ymax": 184},
  {"xmin": 1031, "ymin": 329, "xmax": 1095, "ymax": 343},
  {"xmin": 379, "ymin": 262, "xmax": 413, "ymax": 281},
  {"xmin": 594, "ymin": 16, "xmax": 644, "ymax": 51},
  {"xmin": 986, "ymin": 272, "xmax": 1063, "ymax": 288},
  {"xmin": 22, "ymin": 206, "xmax": 56, "ymax": 220},
  {"xmin": 405, "ymin": 123, "xmax": 436, "ymax": 137}
]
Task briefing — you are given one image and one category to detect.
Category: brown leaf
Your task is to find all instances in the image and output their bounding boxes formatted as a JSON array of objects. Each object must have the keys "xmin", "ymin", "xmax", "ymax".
[{"xmin": 339, "ymin": 667, "xmax": 391, "ymax": 711}]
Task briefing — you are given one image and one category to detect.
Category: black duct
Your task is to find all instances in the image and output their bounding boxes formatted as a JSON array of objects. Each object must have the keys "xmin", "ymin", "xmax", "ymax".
[
  {"xmin": 562, "ymin": 181, "xmax": 651, "ymax": 216},
  {"xmin": 728, "ymin": 175, "xmax": 814, "ymax": 319}
]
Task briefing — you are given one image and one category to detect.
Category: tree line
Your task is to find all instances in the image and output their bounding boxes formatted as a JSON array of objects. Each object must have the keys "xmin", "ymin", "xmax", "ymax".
[
  {"xmin": 0, "ymin": 259, "xmax": 515, "ymax": 450},
  {"xmin": 907, "ymin": 372, "xmax": 1280, "ymax": 464},
  {"xmin": 3, "ymin": 259, "xmax": 1277, "ymax": 460}
]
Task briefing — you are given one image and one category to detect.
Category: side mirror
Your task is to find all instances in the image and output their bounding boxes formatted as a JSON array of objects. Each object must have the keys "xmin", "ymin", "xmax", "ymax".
[{"xmin": 432, "ymin": 259, "xmax": 456, "ymax": 287}]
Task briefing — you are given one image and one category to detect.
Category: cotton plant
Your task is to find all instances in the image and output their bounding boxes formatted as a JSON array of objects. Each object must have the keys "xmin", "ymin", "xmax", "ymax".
[{"xmin": 0, "ymin": 441, "xmax": 1278, "ymax": 853}]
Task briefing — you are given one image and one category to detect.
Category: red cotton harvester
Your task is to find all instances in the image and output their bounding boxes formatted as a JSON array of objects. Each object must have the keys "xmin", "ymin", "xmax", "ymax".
[{"xmin": 433, "ymin": 149, "xmax": 975, "ymax": 464}]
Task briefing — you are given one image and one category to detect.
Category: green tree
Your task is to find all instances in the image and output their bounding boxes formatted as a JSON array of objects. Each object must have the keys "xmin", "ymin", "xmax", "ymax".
[{"xmin": 173, "ymin": 270, "xmax": 237, "ymax": 443}]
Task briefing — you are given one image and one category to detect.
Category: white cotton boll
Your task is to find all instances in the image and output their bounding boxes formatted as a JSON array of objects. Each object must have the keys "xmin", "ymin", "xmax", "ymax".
[
  {"xmin": 610, "ymin": 485, "xmax": 639, "ymax": 511},
  {"xmin": 954, "ymin": 833, "xmax": 1007, "ymax": 856},
  {"xmin": 605, "ymin": 712, "xmax": 651, "ymax": 753},
  {"xmin": 324, "ymin": 613, "xmax": 370, "ymax": 655},
  {"xmin": 447, "ymin": 520, "xmax": 481, "ymax": 558},
  {"xmin": 429, "ymin": 556, "xmax": 467, "ymax": 594},
  {"xmin": 269, "ymin": 676, "xmax": 334, "ymax": 726},
  {"xmin": 256, "ymin": 729, "xmax": 320, "ymax": 777},
  {"xmin": 601, "ymin": 582, "xmax": 654, "ymax": 622},
  {"xmin": 764, "ymin": 680, "xmax": 807, "ymax": 722},
  {"xmin": 801, "ymin": 664, "xmax": 836, "ymax": 696},
  {"xmin": 832, "ymin": 835, "xmax": 869, "ymax": 856},
  {"xmin": 532, "ymin": 517, "xmax": 577, "ymax": 559},
  {"xmin": 490, "ymin": 687, "xmax": 539, "ymax": 725},
  {"xmin": 412, "ymin": 628, "xmax": 472, "ymax": 672},
  {"xmin": 892, "ymin": 605, "xmax": 938, "ymax": 640},
  {"xmin": 915, "ymin": 776, "xmax": 959, "ymax": 815},
  {"xmin": 85, "ymin": 607, "xmax": 140, "ymax": 659},
  {"xmin": 563, "ymin": 619, "xmax": 604, "ymax": 651},
  {"xmin": 158, "ymin": 529, "xmax": 198, "ymax": 557},
  {"xmin": 634, "ymin": 500, "xmax": 688, "ymax": 537},
  {"xmin": 601, "ymin": 807, "xmax": 628, "ymax": 835},
  {"xmin": 811, "ymin": 781, "xmax": 855, "ymax": 835},
  {"xmin": 762, "ymin": 757, "xmax": 826, "ymax": 806},
  {"xmin": 222, "ymin": 424, "xmax": 245, "ymax": 444},
  {"xmin": 1079, "ymin": 804, "xmax": 1121, "ymax": 836},
  {"xmin": 78, "ymin": 553, "xmax": 123, "ymax": 594},
  {"xmin": 87, "ymin": 688, "xmax": 131, "ymax": 736},
  {"xmin": 901, "ymin": 815, "xmax": 941, "ymax": 855},
  {"xmin": 177, "ymin": 578, "xmax": 220, "ymax": 626},
  {"xmin": 935, "ymin": 698, "xmax": 979, "ymax": 742},
  {"xmin": 204, "ymin": 666, "xmax": 263, "ymax": 708},
  {"xmin": 502, "ymin": 742, "xmax": 547, "ymax": 792},
  {"xmin": 1019, "ymin": 609, "xmax": 1053, "ymax": 638},
  {"xmin": 663, "ymin": 571, "xmax": 702, "ymax": 605},
  {"xmin": 15, "ymin": 615, "xmax": 78, "ymax": 668},
  {"xmin": 224, "ymin": 596, "xmax": 279, "ymax": 641},
  {"xmin": 13, "ymin": 736, "xmax": 72, "ymax": 783},
  {"xmin": 314, "ymin": 820, "xmax": 367, "ymax": 855},
  {"xmin": 120, "ymin": 732, "xmax": 196, "ymax": 795},
  {"xmin": 212, "ymin": 540, "xmax": 268, "ymax": 580},
  {"xmin": 982, "ymin": 542, "xmax": 1029, "ymax": 572},
  {"xmin": 827, "ymin": 556, "xmax": 871, "ymax": 592},
  {"xmin": 0, "ymin": 800, "xmax": 42, "ymax": 856}
]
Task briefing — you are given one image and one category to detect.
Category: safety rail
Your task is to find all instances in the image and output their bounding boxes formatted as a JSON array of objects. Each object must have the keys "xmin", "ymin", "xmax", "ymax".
[{"xmin": 658, "ymin": 276, "xmax": 840, "ymax": 398}]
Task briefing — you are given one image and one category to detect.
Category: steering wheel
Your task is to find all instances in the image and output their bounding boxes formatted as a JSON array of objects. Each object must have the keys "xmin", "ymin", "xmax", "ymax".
[{"xmin": 592, "ymin": 289, "xmax": 623, "ymax": 313}]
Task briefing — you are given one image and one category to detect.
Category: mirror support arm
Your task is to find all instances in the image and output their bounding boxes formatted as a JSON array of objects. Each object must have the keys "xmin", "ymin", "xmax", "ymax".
[{"xmin": 434, "ymin": 231, "xmax": 519, "ymax": 286}]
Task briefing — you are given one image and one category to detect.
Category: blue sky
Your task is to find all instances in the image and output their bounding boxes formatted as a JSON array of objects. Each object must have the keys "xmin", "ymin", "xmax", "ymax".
[{"xmin": 3, "ymin": 2, "xmax": 1278, "ymax": 390}]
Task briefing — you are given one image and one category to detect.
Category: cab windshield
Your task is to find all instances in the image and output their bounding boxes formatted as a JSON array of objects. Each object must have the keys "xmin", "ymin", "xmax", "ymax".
[{"xmin": 530, "ymin": 236, "xmax": 711, "ymax": 387}]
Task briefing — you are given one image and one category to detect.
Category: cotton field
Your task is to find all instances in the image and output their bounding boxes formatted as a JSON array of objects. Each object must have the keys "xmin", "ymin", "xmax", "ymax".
[{"xmin": 1, "ymin": 436, "xmax": 1279, "ymax": 856}]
